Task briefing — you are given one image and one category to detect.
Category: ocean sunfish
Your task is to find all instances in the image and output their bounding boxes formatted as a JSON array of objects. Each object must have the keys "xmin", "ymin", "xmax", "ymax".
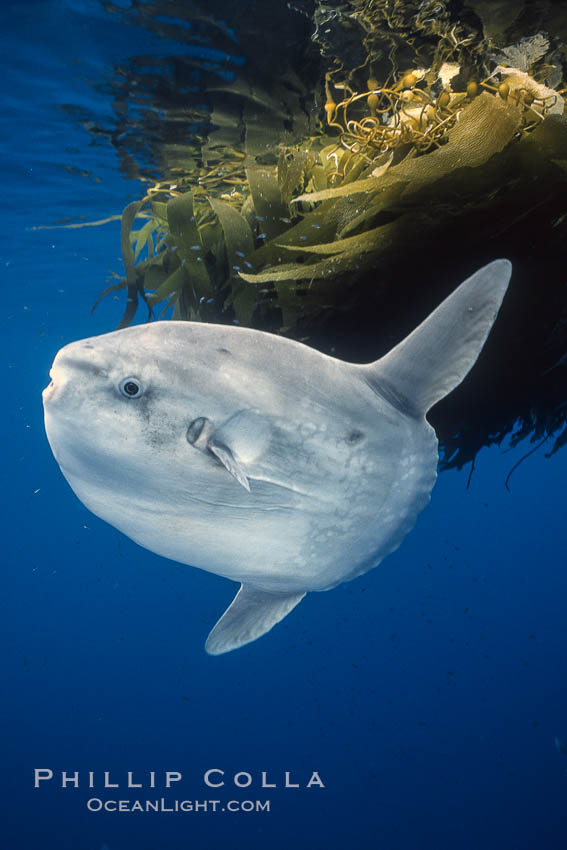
[{"xmin": 43, "ymin": 259, "xmax": 511, "ymax": 654}]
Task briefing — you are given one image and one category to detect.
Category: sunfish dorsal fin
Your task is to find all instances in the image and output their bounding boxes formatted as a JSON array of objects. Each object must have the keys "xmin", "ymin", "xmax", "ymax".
[
  {"xmin": 362, "ymin": 259, "xmax": 511, "ymax": 417},
  {"xmin": 205, "ymin": 584, "xmax": 305, "ymax": 655}
]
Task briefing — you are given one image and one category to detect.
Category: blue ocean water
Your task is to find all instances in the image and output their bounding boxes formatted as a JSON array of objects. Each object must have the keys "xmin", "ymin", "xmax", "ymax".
[{"xmin": 2, "ymin": 2, "xmax": 566, "ymax": 848}]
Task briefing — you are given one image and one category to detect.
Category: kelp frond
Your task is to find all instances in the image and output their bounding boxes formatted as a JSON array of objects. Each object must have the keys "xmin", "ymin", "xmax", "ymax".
[{"xmin": 94, "ymin": 55, "xmax": 566, "ymax": 333}]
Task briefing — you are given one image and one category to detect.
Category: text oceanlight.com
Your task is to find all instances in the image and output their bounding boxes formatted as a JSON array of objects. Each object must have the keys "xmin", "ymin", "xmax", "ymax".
[{"xmin": 87, "ymin": 798, "xmax": 270, "ymax": 813}]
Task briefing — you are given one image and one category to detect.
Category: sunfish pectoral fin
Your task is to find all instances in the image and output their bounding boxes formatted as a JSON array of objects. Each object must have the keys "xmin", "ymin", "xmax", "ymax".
[
  {"xmin": 186, "ymin": 409, "xmax": 271, "ymax": 491},
  {"xmin": 363, "ymin": 259, "xmax": 512, "ymax": 417},
  {"xmin": 208, "ymin": 439, "xmax": 251, "ymax": 491},
  {"xmin": 205, "ymin": 584, "xmax": 306, "ymax": 655}
]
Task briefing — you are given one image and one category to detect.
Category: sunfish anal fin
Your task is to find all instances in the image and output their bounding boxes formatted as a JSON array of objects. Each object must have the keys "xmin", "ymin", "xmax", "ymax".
[
  {"xmin": 208, "ymin": 439, "xmax": 251, "ymax": 492},
  {"xmin": 205, "ymin": 584, "xmax": 306, "ymax": 655}
]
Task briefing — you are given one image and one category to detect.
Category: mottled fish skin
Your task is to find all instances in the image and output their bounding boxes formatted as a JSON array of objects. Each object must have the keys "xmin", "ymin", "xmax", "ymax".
[{"xmin": 43, "ymin": 260, "xmax": 512, "ymax": 653}]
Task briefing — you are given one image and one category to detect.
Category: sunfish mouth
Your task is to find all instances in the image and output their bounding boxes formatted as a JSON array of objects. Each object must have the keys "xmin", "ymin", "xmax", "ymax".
[
  {"xmin": 42, "ymin": 364, "xmax": 77, "ymax": 407},
  {"xmin": 42, "ymin": 363, "xmax": 68, "ymax": 402},
  {"xmin": 42, "ymin": 370, "xmax": 56, "ymax": 402},
  {"xmin": 43, "ymin": 345, "xmax": 108, "ymax": 407}
]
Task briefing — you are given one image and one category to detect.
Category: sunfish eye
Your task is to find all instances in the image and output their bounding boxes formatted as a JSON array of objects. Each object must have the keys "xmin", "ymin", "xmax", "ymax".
[{"xmin": 119, "ymin": 377, "xmax": 144, "ymax": 398}]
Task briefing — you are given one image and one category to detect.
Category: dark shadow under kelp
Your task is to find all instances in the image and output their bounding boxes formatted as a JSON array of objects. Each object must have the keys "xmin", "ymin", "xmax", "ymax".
[{"xmin": 70, "ymin": 0, "xmax": 567, "ymax": 472}]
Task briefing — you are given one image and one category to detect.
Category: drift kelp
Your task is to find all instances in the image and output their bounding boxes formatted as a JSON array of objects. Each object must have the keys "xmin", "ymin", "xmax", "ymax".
[
  {"xmin": 75, "ymin": 0, "xmax": 567, "ymax": 472},
  {"xmin": 98, "ymin": 61, "xmax": 565, "ymax": 332}
]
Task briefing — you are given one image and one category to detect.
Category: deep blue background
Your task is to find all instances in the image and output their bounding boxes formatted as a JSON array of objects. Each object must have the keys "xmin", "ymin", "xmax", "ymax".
[{"xmin": 2, "ymin": 2, "xmax": 566, "ymax": 848}]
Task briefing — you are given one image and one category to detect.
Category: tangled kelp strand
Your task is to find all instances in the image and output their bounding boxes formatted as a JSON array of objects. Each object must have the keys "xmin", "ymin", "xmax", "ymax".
[{"xmin": 235, "ymin": 93, "xmax": 521, "ymax": 291}]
